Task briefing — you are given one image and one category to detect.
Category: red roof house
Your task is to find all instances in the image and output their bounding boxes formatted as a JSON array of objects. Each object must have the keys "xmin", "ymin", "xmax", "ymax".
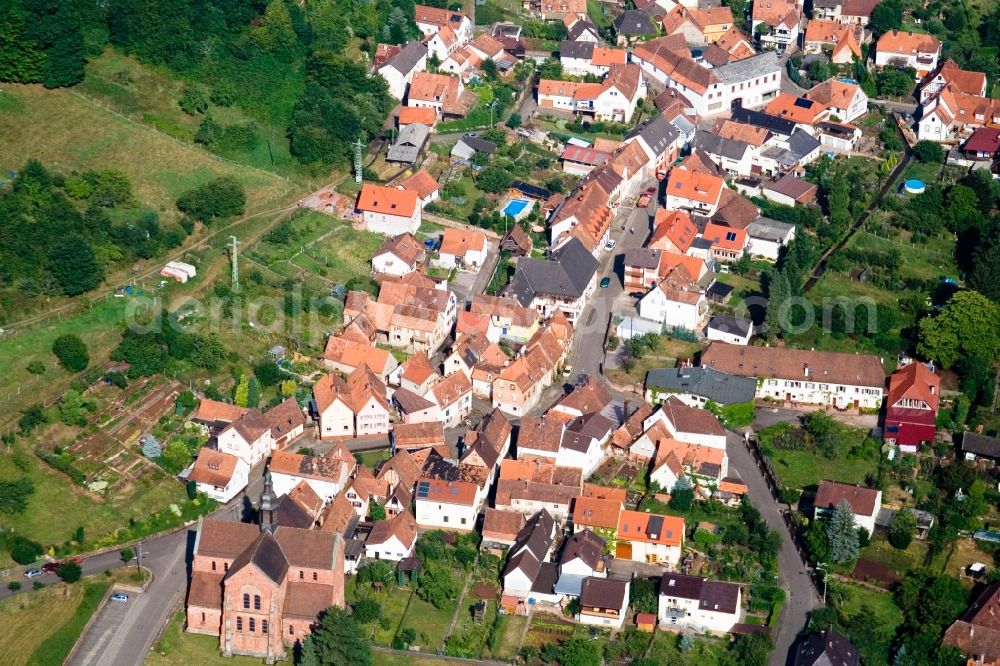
[{"xmin": 884, "ymin": 362, "xmax": 940, "ymax": 452}]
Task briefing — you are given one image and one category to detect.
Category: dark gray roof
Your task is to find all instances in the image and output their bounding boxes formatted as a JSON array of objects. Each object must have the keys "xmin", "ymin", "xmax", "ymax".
[
  {"xmin": 747, "ymin": 217, "xmax": 794, "ymax": 241},
  {"xmin": 792, "ymin": 627, "xmax": 860, "ymax": 666},
  {"xmin": 693, "ymin": 129, "xmax": 751, "ymax": 161},
  {"xmin": 786, "ymin": 129, "xmax": 822, "ymax": 161},
  {"xmin": 387, "ymin": 123, "xmax": 429, "ymax": 163},
  {"xmin": 731, "ymin": 106, "xmax": 796, "ymax": 137},
  {"xmin": 566, "ymin": 412, "xmax": 615, "ymax": 441},
  {"xmin": 646, "ymin": 366, "xmax": 757, "ymax": 406},
  {"xmin": 568, "ymin": 20, "xmax": 600, "ymax": 41},
  {"xmin": 506, "ymin": 238, "xmax": 598, "ymax": 305},
  {"xmin": 580, "ymin": 576, "xmax": 628, "ymax": 609},
  {"xmin": 713, "ymin": 51, "xmax": 780, "ymax": 84},
  {"xmin": 532, "ymin": 561, "xmax": 561, "ymax": 593},
  {"xmin": 624, "ymin": 247, "xmax": 661, "ymax": 270},
  {"xmin": 707, "ymin": 315, "xmax": 753, "ymax": 338},
  {"xmin": 511, "ymin": 508, "xmax": 556, "ymax": 561},
  {"xmin": 225, "ymin": 532, "xmax": 289, "ymax": 584},
  {"xmin": 382, "ymin": 41, "xmax": 428, "ymax": 75},
  {"xmin": 962, "ymin": 432, "xmax": 1000, "ymax": 458},
  {"xmin": 613, "ymin": 10, "xmax": 656, "ymax": 35},
  {"xmin": 461, "ymin": 136, "xmax": 498, "ymax": 154},
  {"xmin": 659, "ymin": 573, "xmax": 740, "ymax": 615},
  {"xmin": 559, "ymin": 529, "xmax": 606, "ymax": 569},
  {"xmin": 628, "ymin": 114, "xmax": 681, "ymax": 158},
  {"xmin": 560, "ymin": 40, "xmax": 595, "ymax": 60},
  {"xmin": 393, "ymin": 387, "xmax": 436, "ymax": 413}
]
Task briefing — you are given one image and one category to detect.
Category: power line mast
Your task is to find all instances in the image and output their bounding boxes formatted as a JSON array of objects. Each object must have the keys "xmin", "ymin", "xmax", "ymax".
[
  {"xmin": 228, "ymin": 235, "xmax": 240, "ymax": 294},
  {"xmin": 354, "ymin": 137, "xmax": 365, "ymax": 185}
]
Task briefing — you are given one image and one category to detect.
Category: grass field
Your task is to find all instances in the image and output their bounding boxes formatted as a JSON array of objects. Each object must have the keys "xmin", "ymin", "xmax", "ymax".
[
  {"xmin": 0, "ymin": 445, "xmax": 185, "ymax": 562},
  {"xmin": 764, "ymin": 428, "xmax": 878, "ymax": 490},
  {"xmin": 148, "ymin": 611, "xmax": 258, "ymax": 666},
  {"xmin": 0, "ymin": 85, "xmax": 301, "ymax": 221},
  {"xmin": 605, "ymin": 337, "xmax": 703, "ymax": 386},
  {"xmin": 0, "ymin": 580, "xmax": 111, "ymax": 666}
]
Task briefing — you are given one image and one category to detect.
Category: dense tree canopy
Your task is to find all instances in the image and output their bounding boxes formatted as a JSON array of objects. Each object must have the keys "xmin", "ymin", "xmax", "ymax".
[
  {"xmin": 918, "ymin": 290, "xmax": 1000, "ymax": 368},
  {"xmin": 299, "ymin": 606, "xmax": 371, "ymax": 666}
]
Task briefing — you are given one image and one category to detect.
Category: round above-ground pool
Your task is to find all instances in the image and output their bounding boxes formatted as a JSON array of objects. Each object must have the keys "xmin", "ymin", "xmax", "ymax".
[
  {"xmin": 501, "ymin": 197, "xmax": 533, "ymax": 221},
  {"xmin": 903, "ymin": 179, "xmax": 926, "ymax": 194}
]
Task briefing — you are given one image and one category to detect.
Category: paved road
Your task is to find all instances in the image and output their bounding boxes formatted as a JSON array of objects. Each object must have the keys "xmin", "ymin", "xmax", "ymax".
[
  {"xmin": 754, "ymin": 405, "xmax": 878, "ymax": 431},
  {"xmin": 726, "ymin": 431, "xmax": 820, "ymax": 666},
  {"xmin": 568, "ymin": 192, "xmax": 654, "ymax": 380}
]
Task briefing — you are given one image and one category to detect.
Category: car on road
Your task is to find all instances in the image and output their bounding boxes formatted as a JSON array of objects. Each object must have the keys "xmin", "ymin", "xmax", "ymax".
[
  {"xmin": 41, "ymin": 562, "xmax": 59, "ymax": 573},
  {"xmin": 637, "ymin": 187, "xmax": 656, "ymax": 207},
  {"xmin": 604, "ymin": 239, "xmax": 616, "ymax": 251},
  {"xmin": 110, "ymin": 593, "xmax": 129, "ymax": 603},
  {"xmin": 600, "ymin": 277, "xmax": 611, "ymax": 288},
  {"xmin": 24, "ymin": 568, "xmax": 42, "ymax": 578}
]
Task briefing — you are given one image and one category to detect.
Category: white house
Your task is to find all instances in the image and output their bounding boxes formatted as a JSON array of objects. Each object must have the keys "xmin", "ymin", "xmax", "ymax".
[
  {"xmin": 648, "ymin": 438, "xmax": 728, "ymax": 491},
  {"xmin": 434, "ymin": 228, "xmax": 489, "ymax": 270},
  {"xmin": 216, "ymin": 410, "xmax": 275, "ymax": 466},
  {"xmin": 556, "ymin": 414, "xmax": 615, "ymax": 477},
  {"xmin": 631, "ymin": 42, "xmax": 780, "ymax": 117},
  {"xmin": 188, "ymin": 448, "xmax": 249, "ymax": 503},
  {"xmin": 554, "ymin": 529, "xmax": 608, "ymax": 598},
  {"xmin": 615, "ymin": 510, "xmax": 684, "ymax": 565},
  {"xmin": 377, "ymin": 41, "xmax": 428, "ymax": 100},
  {"xmin": 706, "ymin": 315, "xmax": 753, "ymax": 346},
  {"xmin": 875, "ymin": 30, "xmax": 941, "ymax": 78},
  {"xmin": 364, "ymin": 512, "xmax": 418, "ymax": 561},
  {"xmin": 644, "ymin": 396, "xmax": 728, "ymax": 450},
  {"xmin": 414, "ymin": 477, "xmax": 480, "ymax": 530},
  {"xmin": 751, "ymin": 0, "xmax": 800, "ymax": 49},
  {"xmin": 665, "ymin": 168, "xmax": 725, "ymax": 216},
  {"xmin": 357, "ymin": 184, "xmax": 421, "ymax": 236},
  {"xmin": 700, "ymin": 342, "xmax": 887, "ymax": 410},
  {"xmin": 578, "ymin": 577, "xmax": 629, "ymax": 629},
  {"xmin": 429, "ymin": 371, "xmax": 473, "ymax": 428},
  {"xmin": 414, "ymin": 4, "xmax": 472, "ymax": 43},
  {"xmin": 268, "ymin": 449, "xmax": 351, "ymax": 502},
  {"xmin": 746, "ymin": 217, "xmax": 796, "ymax": 261},
  {"xmin": 814, "ymin": 480, "xmax": 882, "ymax": 534},
  {"xmin": 659, "ymin": 573, "xmax": 742, "ymax": 633},
  {"xmin": 638, "ymin": 271, "xmax": 707, "ymax": 333},
  {"xmin": 804, "ymin": 78, "xmax": 869, "ymax": 123},
  {"xmin": 372, "ymin": 232, "xmax": 425, "ymax": 277},
  {"xmin": 502, "ymin": 509, "xmax": 558, "ymax": 601}
]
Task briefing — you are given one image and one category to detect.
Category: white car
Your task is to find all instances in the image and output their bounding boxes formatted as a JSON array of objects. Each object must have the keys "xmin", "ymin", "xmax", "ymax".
[
  {"xmin": 604, "ymin": 239, "xmax": 617, "ymax": 251},
  {"xmin": 24, "ymin": 568, "xmax": 42, "ymax": 578},
  {"xmin": 110, "ymin": 593, "xmax": 129, "ymax": 603}
]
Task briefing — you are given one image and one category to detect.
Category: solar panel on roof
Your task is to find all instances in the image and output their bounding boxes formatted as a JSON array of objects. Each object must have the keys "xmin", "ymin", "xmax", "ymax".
[
  {"xmin": 793, "ymin": 98, "xmax": 812, "ymax": 108},
  {"xmin": 450, "ymin": 486, "xmax": 459, "ymax": 495},
  {"xmin": 725, "ymin": 231, "xmax": 737, "ymax": 241}
]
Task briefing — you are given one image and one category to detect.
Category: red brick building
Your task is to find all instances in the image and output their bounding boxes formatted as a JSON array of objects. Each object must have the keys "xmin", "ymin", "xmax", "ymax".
[{"xmin": 186, "ymin": 475, "xmax": 345, "ymax": 661}]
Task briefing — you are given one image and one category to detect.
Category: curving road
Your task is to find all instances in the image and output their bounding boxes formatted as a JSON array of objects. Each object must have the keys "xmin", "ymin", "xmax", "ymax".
[{"xmin": 726, "ymin": 431, "xmax": 820, "ymax": 666}]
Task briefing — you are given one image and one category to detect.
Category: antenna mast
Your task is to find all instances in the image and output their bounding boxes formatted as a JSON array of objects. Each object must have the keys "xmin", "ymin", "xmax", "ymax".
[
  {"xmin": 229, "ymin": 236, "xmax": 240, "ymax": 294},
  {"xmin": 354, "ymin": 137, "xmax": 365, "ymax": 185}
]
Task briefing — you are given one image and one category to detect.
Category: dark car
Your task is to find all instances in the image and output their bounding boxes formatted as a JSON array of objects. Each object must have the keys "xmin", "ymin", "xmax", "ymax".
[{"xmin": 600, "ymin": 277, "xmax": 611, "ymax": 288}]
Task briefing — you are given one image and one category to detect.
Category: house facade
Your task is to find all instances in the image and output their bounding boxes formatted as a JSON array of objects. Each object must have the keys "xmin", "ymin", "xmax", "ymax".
[
  {"xmin": 884, "ymin": 361, "xmax": 940, "ymax": 453},
  {"xmin": 658, "ymin": 573, "xmax": 742, "ymax": 633}
]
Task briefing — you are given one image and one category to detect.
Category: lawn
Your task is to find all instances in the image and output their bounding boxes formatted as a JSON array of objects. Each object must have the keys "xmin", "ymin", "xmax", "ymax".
[
  {"xmin": 846, "ymin": 230, "xmax": 957, "ymax": 283},
  {"xmin": 605, "ymin": 337, "xmax": 703, "ymax": 387},
  {"xmin": 399, "ymin": 593, "xmax": 459, "ymax": 652},
  {"xmin": 491, "ymin": 613, "xmax": 528, "ymax": 660},
  {"xmin": 356, "ymin": 448, "xmax": 392, "ymax": 473},
  {"xmin": 763, "ymin": 427, "xmax": 878, "ymax": 491},
  {"xmin": 831, "ymin": 580, "xmax": 903, "ymax": 633},
  {"xmin": 0, "ymin": 85, "xmax": 299, "ymax": 221},
  {"xmin": 900, "ymin": 159, "xmax": 942, "ymax": 186},
  {"xmin": 858, "ymin": 534, "xmax": 928, "ymax": 576},
  {"xmin": 646, "ymin": 630, "xmax": 730, "ymax": 664},
  {"xmin": 23, "ymin": 581, "xmax": 111, "ymax": 666},
  {"xmin": 148, "ymin": 611, "xmax": 260, "ymax": 666},
  {"xmin": 0, "ymin": 444, "xmax": 186, "ymax": 563}
]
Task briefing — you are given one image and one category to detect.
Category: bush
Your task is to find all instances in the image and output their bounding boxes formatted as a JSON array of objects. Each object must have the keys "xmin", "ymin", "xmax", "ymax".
[
  {"xmin": 52, "ymin": 334, "xmax": 89, "ymax": 372},
  {"xmin": 10, "ymin": 540, "xmax": 42, "ymax": 565},
  {"xmin": 888, "ymin": 510, "xmax": 917, "ymax": 549},
  {"xmin": 176, "ymin": 177, "xmax": 246, "ymax": 221},
  {"xmin": 7, "ymin": 581, "xmax": 21, "ymax": 591},
  {"xmin": 57, "ymin": 561, "xmax": 82, "ymax": 583},
  {"xmin": 352, "ymin": 597, "xmax": 381, "ymax": 624},
  {"xmin": 914, "ymin": 140, "xmax": 944, "ymax": 163},
  {"xmin": 26, "ymin": 361, "xmax": 46, "ymax": 375}
]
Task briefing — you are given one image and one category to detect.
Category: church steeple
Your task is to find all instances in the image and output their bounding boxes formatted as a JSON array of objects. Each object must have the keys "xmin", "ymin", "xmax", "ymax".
[{"xmin": 260, "ymin": 469, "xmax": 278, "ymax": 534}]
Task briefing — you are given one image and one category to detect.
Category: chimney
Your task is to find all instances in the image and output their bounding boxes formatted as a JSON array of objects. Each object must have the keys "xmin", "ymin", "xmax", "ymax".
[{"xmin": 804, "ymin": 363, "xmax": 810, "ymax": 378}]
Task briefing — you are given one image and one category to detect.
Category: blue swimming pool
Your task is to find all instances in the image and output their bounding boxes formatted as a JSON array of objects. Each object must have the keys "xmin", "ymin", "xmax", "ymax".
[{"xmin": 502, "ymin": 199, "xmax": 530, "ymax": 217}]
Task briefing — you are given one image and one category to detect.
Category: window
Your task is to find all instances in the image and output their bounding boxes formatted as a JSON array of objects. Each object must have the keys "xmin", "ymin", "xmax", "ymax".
[
  {"xmin": 313, "ymin": 571, "xmax": 318, "ymax": 581},
  {"xmin": 262, "ymin": 620, "xmax": 269, "ymax": 635},
  {"xmin": 211, "ymin": 561, "xmax": 216, "ymax": 572},
  {"xmin": 224, "ymin": 563, "xmax": 229, "ymax": 571},
  {"xmin": 443, "ymin": 515, "xmax": 449, "ymax": 523},
  {"xmin": 254, "ymin": 594, "xmax": 261, "ymax": 611},
  {"xmin": 237, "ymin": 616, "xmax": 244, "ymax": 632},
  {"xmin": 201, "ymin": 612, "xmax": 206, "ymax": 623},
  {"xmin": 289, "ymin": 625, "xmax": 295, "ymax": 636},
  {"xmin": 461, "ymin": 517, "xmax": 467, "ymax": 525},
  {"xmin": 243, "ymin": 593, "xmax": 250, "ymax": 610},
  {"xmin": 249, "ymin": 618, "xmax": 256, "ymax": 633},
  {"xmin": 300, "ymin": 570, "xmax": 304, "ymax": 580}
]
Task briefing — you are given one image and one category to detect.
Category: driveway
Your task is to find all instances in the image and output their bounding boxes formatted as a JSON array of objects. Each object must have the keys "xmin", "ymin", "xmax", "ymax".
[
  {"xmin": 726, "ymin": 431, "xmax": 819, "ymax": 665},
  {"xmin": 67, "ymin": 594, "xmax": 133, "ymax": 666}
]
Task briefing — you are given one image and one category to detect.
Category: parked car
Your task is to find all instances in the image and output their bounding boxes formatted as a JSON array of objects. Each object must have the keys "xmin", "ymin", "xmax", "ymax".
[
  {"xmin": 637, "ymin": 187, "xmax": 656, "ymax": 207},
  {"xmin": 24, "ymin": 568, "xmax": 42, "ymax": 578},
  {"xmin": 41, "ymin": 562, "xmax": 59, "ymax": 573},
  {"xmin": 110, "ymin": 593, "xmax": 129, "ymax": 603},
  {"xmin": 600, "ymin": 277, "xmax": 611, "ymax": 288},
  {"xmin": 604, "ymin": 239, "xmax": 616, "ymax": 251}
]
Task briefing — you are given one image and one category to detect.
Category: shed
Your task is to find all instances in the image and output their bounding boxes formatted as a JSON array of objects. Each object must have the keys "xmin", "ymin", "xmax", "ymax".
[{"xmin": 636, "ymin": 612, "xmax": 657, "ymax": 632}]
